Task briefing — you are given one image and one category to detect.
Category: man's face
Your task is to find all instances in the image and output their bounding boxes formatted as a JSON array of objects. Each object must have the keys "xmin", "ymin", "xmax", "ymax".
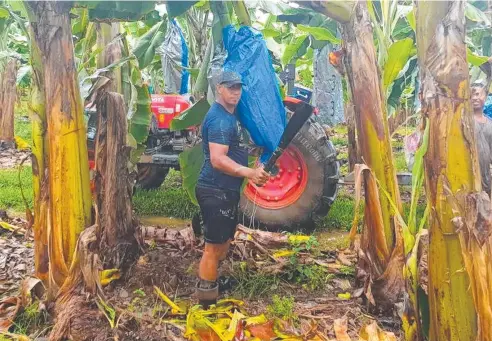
[
  {"xmin": 217, "ymin": 83, "xmax": 242, "ymax": 106},
  {"xmin": 471, "ymin": 86, "xmax": 487, "ymax": 111}
]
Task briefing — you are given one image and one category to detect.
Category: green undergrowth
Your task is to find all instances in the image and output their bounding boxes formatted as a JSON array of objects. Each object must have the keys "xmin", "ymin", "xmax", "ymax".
[
  {"xmin": 394, "ymin": 151, "xmax": 408, "ymax": 173},
  {"xmin": 231, "ymin": 235, "xmax": 340, "ymax": 299},
  {"xmin": 0, "ymin": 167, "xmax": 426, "ymax": 232},
  {"xmin": 318, "ymin": 191, "xmax": 426, "ymax": 231},
  {"xmin": 11, "ymin": 301, "xmax": 50, "ymax": 337},
  {"xmin": 330, "ymin": 136, "xmax": 348, "ymax": 148},
  {"xmin": 133, "ymin": 169, "xmax": 198, "ymax": 218},
  {"xmin": 267, "ymin": 295, "xmax": 297, "ymax": 322},
  {"xmin": 14, "ymin": 117, "xmax": 32, "ymax": 144},
  {"xmin": 14, "ymin": 99, "xmax": 32, "ymax": 144},
  {"xmin": 0, "ymin": 166, "xmax": 33, "ymax": 212}
]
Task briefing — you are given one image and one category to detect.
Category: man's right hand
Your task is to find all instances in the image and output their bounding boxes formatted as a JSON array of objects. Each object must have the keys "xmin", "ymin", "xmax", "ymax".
[{"xmin": 249, "ymin": 166, "xmax": 270, "ymax": 186}]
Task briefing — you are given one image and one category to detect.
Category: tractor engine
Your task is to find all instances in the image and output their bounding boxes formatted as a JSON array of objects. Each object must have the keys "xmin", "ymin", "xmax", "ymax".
[{"xmin": 143, "ymin": 94, "xmax": 198, "ymax": 168}]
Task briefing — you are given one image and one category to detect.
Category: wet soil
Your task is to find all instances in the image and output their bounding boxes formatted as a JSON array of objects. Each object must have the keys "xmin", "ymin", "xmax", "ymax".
[
  {"xmin": 98, "ymin": 226, "xmax": 402, "ymax": 341},
  {"xmin": 0, "ymin": 146, "xmax": 31, "ymax": 169}
]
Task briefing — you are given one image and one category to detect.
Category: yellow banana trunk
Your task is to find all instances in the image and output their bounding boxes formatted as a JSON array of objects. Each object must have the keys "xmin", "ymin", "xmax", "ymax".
[
  {"xmin": 26, "ymin": 1, "xmax": 92, "ymax": 290},
  {"xmin": 415, "ymin": 1, "xmax": 480, "ymax": 340}
]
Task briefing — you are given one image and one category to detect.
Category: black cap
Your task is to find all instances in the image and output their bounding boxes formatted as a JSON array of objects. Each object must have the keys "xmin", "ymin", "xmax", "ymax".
[{"xmin": 217, "ymin": 70, "xmax": 244, "ymax": 87}]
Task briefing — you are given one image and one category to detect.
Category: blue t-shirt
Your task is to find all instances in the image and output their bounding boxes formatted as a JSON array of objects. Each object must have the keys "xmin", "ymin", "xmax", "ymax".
[{"xmin": 197, "ymin": 102, "xmax": 248, "ymax": 192}]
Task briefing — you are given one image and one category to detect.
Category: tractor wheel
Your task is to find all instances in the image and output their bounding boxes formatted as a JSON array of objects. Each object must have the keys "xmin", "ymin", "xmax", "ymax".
[
  {"xmin": 239, "ymin": 117, "xmax": 339, "ymax": 231},
  {"xmin": 135, "ymin": 164, "xmax": 169, "ymax": 190}
]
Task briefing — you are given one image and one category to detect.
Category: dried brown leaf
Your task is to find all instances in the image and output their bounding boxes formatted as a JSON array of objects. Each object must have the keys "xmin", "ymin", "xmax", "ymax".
[
  {"xmin": 0, "ymin": 296, "xmax": 20, "ymax": 331},
  {"xmin": 20, "ymin": 277, "xmax": 44, "ymax": 307},
  {"xmin": 334, "ymin": 318, "xmax": 351, "ymax": 341}
]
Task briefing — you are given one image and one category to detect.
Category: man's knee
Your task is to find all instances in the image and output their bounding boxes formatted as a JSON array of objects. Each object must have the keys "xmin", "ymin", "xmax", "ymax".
[
  {"xmin": 204, "ymin": 242, "xmax": 228, "ymax": 260},
  {"xmin": 218, "ymin": 240, "xmax": 231, "ymax": 261}
]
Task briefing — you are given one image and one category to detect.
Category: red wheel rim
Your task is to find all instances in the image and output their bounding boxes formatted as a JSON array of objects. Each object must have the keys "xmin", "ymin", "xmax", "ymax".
[{"xmin": 244, "ymin": 145, "xmax": 308, "ymax": 209}]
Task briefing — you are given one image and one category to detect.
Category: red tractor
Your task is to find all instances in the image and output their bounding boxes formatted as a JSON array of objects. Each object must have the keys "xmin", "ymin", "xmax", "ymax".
[{"xmin": 86, "ymin": 94, "xmax": 339, "ymax": 231}]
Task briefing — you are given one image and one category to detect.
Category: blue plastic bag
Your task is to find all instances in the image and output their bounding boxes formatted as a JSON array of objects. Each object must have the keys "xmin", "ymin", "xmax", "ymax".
[
  {"xmin": 484, "ymin": 94, "xmax": 492, "ymax": 119},
  {"xmin": 158, "ymin": 19, "xmax": 189, "ymax": 95},
  {"xmin": 222, "ymin": 25, "xmax": 286, "ymax": 163}
]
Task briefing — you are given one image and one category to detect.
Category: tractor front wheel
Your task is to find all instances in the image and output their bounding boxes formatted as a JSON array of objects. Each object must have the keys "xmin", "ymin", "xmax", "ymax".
[
  {"xmin": 135, "ymin": 164, "xmax": 169, "ymax": 190},
  {"xmin": 239, "ymin": 118, "xmax": 339, "ymax": 231}
]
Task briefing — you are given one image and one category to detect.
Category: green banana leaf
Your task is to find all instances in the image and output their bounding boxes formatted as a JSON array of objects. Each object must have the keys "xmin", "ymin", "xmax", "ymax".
[
  {"xmin": 0, "ymin": 7, "xmax": 9, "ymax": 18},
  {"xmin": 5, "ymin": 1, "xmax": 27, "ymax": 18},
  {"xmin": 467, "ymin": 47, "xmax": 489, "ymax": 66},
  {"xmin": 166, "ymin": 1, "xmax": 198, "ymax": 19},
  {"xmin": 81, "ymin": 1, "xmax": 157, "ymax": 22},
  {"xmin": 170, "ymin": 98, "xmax": 210, "ymax": 132},
  {"xmin": 72, "ymin": 7, "xmax": 89, "ymax": 35},
  {"xmin": 387, "ymin": 57, "xmax": 418, "ymax": 109},
  {"xmin": 122, "ymin": 35, "xmax": 152, "ymax": 145},
  {"xmin": 392, "ymin": 17, "xmax": 414, "ymax": 40},
  {"xmin": 383, "ymin": 38, "xmax": 416, "ymax": 92},
  {"xmin": 465, "ymin": 2, "xmax": 491, "ymax": 26},
  {"xmin": 261, "ymin": 28, "xmax": 281, "ymax": 38},
  {"xmin": 128, "ymin": 83, "xmax": 152, "ymax": 144},
  {"xmin": 132, "ymin": 20, "xmax": 167, "ymax": 69},
  {"xmin": 296, "ymin": 24, "xmax": 340, "ymax": 44},
  {"xmin": 179, "ymin": 144, "xmax": 204, "ymax": 206},
  {"xmin": 282, "ymin": 34, "xmax": 309, "ymax": 66},
  {"xmin": 408, "ymin": 119, "xmax": 429, "ymax": 235},
  {"xmin": 406, "ymin": 9, "xmax": 416, "ymax": 32}
]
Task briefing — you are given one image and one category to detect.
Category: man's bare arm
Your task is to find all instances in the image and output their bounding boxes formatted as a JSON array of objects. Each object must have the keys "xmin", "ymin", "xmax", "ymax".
[
  {"xmin": 209, "ymin": 143, "xmax": 270, "ymax": 185},
  {"xmin": 209, "ymin": 142, "xmax": 253, "ymax": 178}
]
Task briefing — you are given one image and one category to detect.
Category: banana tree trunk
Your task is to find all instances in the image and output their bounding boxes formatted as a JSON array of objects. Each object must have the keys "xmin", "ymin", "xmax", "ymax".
[
  {"xmin": 300, "ymin": 0, "xmax": 403, "ymax": 308},
  {"xmin": 26, "ymin": 1, "xmax": 92, "ymax": 290},
  {"xmin": 0, "ymin": 58, "xmax": 18, "ymax": 147},
  {"xmin": 96, "ymin": 23, "xmax": 123, "ymax": 94},
  {"xmin": 415, "ymin": 1, "xmax": 479, "ymax": 340},
  {"xmin": 344, "ymin": 101, "xmax": 358, "ymax": 172},
  {"xmin": 342, "ymin": 1, "xmax": 401, "ymax": 255},
  {"xmin": 94, "ymin": 22, "xmax": 139, "ymax": 268}
]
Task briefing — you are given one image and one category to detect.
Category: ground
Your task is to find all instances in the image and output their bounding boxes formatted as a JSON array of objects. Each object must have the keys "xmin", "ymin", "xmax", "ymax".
[{"xmin": 0, "ymin": 111, "xmax": 422, "ymax": 340}]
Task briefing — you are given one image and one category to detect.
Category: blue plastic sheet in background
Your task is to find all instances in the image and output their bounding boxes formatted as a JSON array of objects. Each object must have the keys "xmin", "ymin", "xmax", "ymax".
[
  {"xmin": 176, "ymin": 20, "xmax": 190, "ymax": 94},
  {"xmin": 222, "ymin": 25, "xmax": 286, "ymax": 163},
  {"xmin": 484, "ymin": 94, "xmax": 492, "ymax": 119}
]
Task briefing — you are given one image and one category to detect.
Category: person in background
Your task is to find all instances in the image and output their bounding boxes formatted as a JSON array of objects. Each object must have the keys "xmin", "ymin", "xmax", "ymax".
[
  {"xmin": 195, "ymin": 70, "xmax": 269, "ymax": 308},
  {"xmin": 471, "ymin": 81, "xmax": 492, "ymax": 197}
]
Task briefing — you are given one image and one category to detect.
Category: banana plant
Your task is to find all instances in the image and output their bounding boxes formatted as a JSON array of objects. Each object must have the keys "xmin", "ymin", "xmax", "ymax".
[{"xmin": 0, "ymin": 2, "xmax": 28, "ymax": 145}]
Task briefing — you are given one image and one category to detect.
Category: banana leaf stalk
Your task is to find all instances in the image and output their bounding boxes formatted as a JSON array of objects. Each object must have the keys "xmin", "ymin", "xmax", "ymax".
[
  {"xmin": 25, "ymin": 20, "xmax": 49, "ymax": 285},
  {"xmin": 232, "ymin": 0, "xmax": 251, "ymax": 26},
  {"xmin": 194, "ymin": 36, "xmax": 213, "ymax": 95}
]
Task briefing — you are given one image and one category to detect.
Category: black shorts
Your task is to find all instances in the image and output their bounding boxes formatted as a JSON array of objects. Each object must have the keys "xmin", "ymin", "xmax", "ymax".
[{"xmin": 195, "ymin": 185, "xmax": 240, "ymax": 244}]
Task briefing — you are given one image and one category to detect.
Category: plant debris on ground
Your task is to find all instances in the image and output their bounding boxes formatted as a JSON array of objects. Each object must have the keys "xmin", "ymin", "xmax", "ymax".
[{"xmin": 0, "ymin": 218, "xmax": 402, "ymax": 340}]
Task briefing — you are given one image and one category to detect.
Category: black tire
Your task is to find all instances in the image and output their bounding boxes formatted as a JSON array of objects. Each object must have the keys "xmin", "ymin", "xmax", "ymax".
[
  {"xmin": 135, "ymin": 164, "xmax": 169, "ymax": 190},
  {"xmin": 239, "ymin": 117, "xmax": 339, "ymax": 231}
]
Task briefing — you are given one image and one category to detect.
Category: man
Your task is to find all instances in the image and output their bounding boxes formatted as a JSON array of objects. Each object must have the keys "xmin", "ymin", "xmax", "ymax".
[
  {"xmin": 195, "ymin": 70, "xmax": 269, "ymax": 307},
  {"xmin": 471, "ymin": 82, "xmax": 492, "ymax": 197}
]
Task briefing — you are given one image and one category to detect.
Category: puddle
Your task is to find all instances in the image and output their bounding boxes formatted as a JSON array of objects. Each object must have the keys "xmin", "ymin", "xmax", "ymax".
[
  {"xmin": 139, "ymin": 216, "xmax": 191, "ymax": 229},
  {"xmin": 314, "ymin": 230, "xmax": 350, "ymax": 251}
]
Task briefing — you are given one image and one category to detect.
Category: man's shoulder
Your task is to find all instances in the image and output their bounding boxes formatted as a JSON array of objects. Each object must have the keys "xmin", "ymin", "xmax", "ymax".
[{"xmin": 206, "ymin": 104, "xmax": 235, "ymax": 125}]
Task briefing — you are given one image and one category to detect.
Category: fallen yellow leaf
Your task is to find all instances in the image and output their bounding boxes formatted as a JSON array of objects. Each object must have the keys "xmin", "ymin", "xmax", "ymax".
[
  {"xmin": 154, "ymin": 286, "xmax": 185, "ymax": 314},
  {"xmin": 100, "ymin": 269, "xmax": 120, "ymax": 286},
  {"xmin": 273, "ymin": 250, "xmax": 295, "ymax": 258},
  {"xmin": 337, "ymin": 292, "xmax": 351, "ymax": 300}
]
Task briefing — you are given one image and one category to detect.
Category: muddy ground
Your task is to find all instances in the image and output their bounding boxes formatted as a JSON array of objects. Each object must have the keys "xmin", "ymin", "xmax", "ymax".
[
  {"xmin": 0, "ymin": 213, "xmax": 403, "ymax": 340},
  {"xmin": 0, "ymin": 143, "xmax": 406, "ymax": 340}
]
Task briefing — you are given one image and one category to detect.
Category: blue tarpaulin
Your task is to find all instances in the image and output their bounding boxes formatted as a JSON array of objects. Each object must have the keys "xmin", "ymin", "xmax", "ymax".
[
  {"xmin": 484, "ymin": 94, "xmax": 492, "ymax": 119},
  {"xmin": 158, "ymin": 19, "xmax": 189, "ymax": 95},
  {"xmin": 222, "ymin": 25, "xmax": 286, "ymax": 163}
]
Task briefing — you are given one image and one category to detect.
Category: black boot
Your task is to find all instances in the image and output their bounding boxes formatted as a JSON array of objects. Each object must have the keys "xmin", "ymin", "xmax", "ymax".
[{"xmin": 196, "ymin": 279, "xmax": 219, "ymax": 309}]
